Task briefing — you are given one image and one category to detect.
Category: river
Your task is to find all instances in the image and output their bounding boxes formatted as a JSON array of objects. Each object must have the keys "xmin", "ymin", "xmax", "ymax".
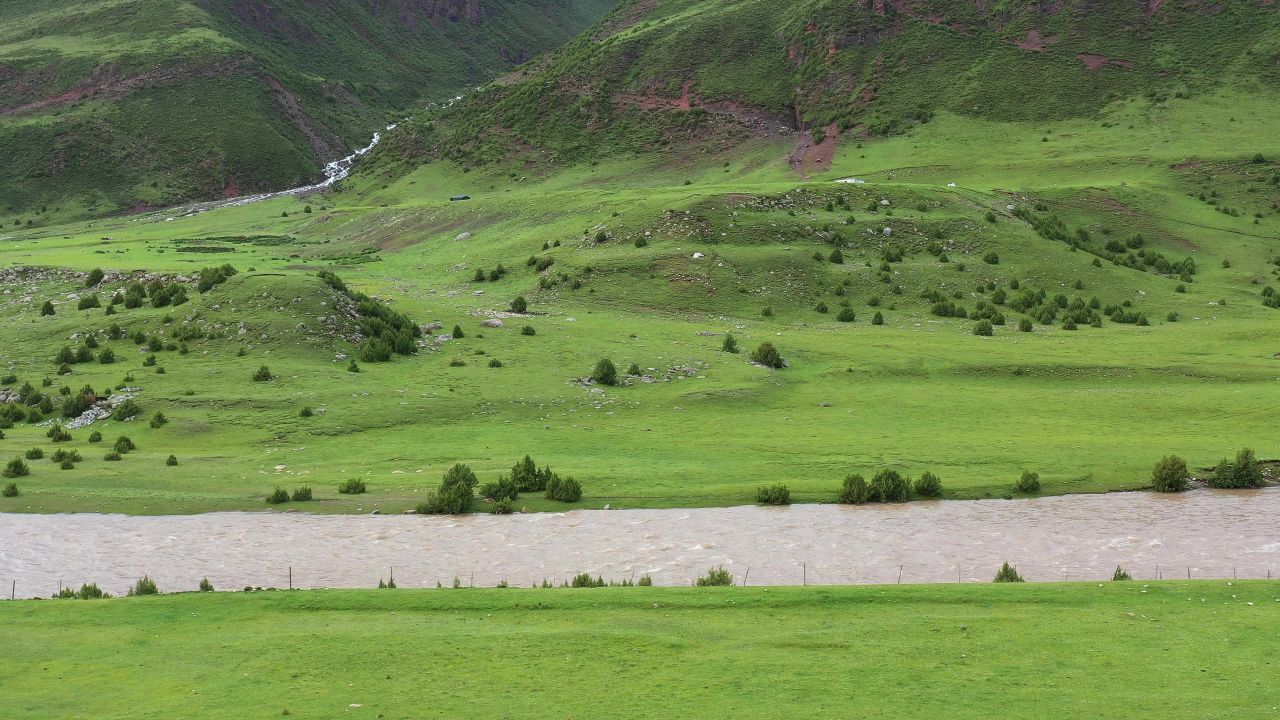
[{"xmin": 1, "ymin": 489, "xmax": 1276, "ymax": 597}]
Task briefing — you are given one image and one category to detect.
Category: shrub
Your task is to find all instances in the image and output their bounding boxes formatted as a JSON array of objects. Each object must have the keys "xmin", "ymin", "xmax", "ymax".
[
  {"xmin": 869, "ymin": 469, "xmax": 910, "ymax": 503},
  {"xmin": 85, "ymin": 268, "xmax": 105, "ymax": 287},
  {"xmin": 252, "ymin": 366, "xmax": 273, "ymax": 382},
  {"xmin": 128, "ymin": 576, "xmax": 160, "ymax": 596},
  {"xmin": 993, "ymin": 562, "xmax": 1024, "ymax": 583},
  {"xmin": 40, "ymin": 300, "xmax": 55, "ymax": 316},
  {"xmin": 451, "ymin": 324, "xmax": 464, "ymax": 338},
  {"xmin": 113, "ymin": 398, "xmax": 141, "ymax": 420},
  {"xmin": 872, "ymin": 311, "xmax": 884, "ymax": 325},
  {"xmin": 1017, "ymin": 317, "xmax": 1033, "ymax": 332},
  {"xmin": 721, "ymin": 334, "xmax": 739, "ymax": 353},
  {"xmin": 114, "ymin": 436, "xmax": 136, "ymax": 453},
  {"xmin": 1208, "ymin": 448, "xmax": 1265, "ymax": 489},
  {"xmin": 751, "ymin": 342, "xmax": 785, "ymax": 369},
  {"xmin": 973, "ymin": 320, "xmax": 993, "ymax": 336},
  {"xmin": 521, "ymin": 325, "xmax": 536, "ymax": 336},
  {"xmin": 24, "ymin": 448, "xmax": 43, "ymax": 460},
  {"xmin": 103, "ymin": 452, "xmax": 122, "ymax": 461},
  {"xmin": 89, "ymin": 431, "xmax": 102, "ymax": 443},
  {"xmin": 829, "ymin": 248, "xmax": 844, "ymax": 264},
  {"xmin": 417, "ymin": 464, "xmax": 478, "ymax": 514},
  {"xmin": 696, "ymin": 567, "xmax": 734, "ymax": 586},
  {"xmin": 755, "ymin": 484, "xmax": 790, "ymax": 505},
  {"xmin": 1112, "ymin": 566, "xmax": 1132, "ymax": 581},
  {"xmin": 449, "ymin": 358, "xmax": 466, "ymax": 367},
  {"xmin": 98, "ymin": 348, "xmax": 115, "ymax": 364},
  {"xmin": 1013, "ymin": 471, "xmax": 1041, "ymax": 493},
  {"xmin": 347, "ymin": 359, "xmax": 360, "ymax": 373},
  {"xmin": 510, "ymin": 296, "xmax": 528, "ymax": 313},
  {"xmin": 490, "ymin": 499, "xmax": 513, "ymax": 515},
  {"xmin": 46, "ymin": 425, "xmax": 71, "ymax": 442},
  {"xmin": 837, "ymin": 474, "xmax": 869, "ymax": 504},
  {"xmin": 983, "ymin": 252, "xmax": 999, "ymax": 265},
  {"xmin": 545, "ymin": 475, "xmax": 582, "ymax": 502},
  {"xmin": 78, "ymin": 294, "xmax": 100, "ymax": 310},
  {"xmin": 291, "ymin": 486, "xmax": 312, "ymax": 501},
  {"xmin": 266, "ymin": 487, "xmax": 290, "ymax": 504},
  {"xmin": 488, "ymin": 358, "xmax": 503, "ymax": 368},
  {"xmin": 837, "ymin": 307, "xmax": 856, "ymax": 322},
  {"xmin": 591, "ymin": 358, "xmax": 618, "ymax": 386},
  {"xmin": 2, "ymin": 482, "xmax": 17, "ymax": 497},
  {"xmin": 479, "ymin": 477, "xmax": 519, "ymax": 502},
  {"xmin": 637, "ymin": 575, "xmax": 653, "ymax": 586},
  {"xmin": 149, "ymin": 412, "xmax": 168, "ymax": 428},
  {"xmin": 338, "ymin": 478, "xmax": 367, "ymax": 495},
  {"xmin": 166, "ymin": 455, "xmax": 178, "ymax": 466},
  {"xmin": 199, "ymin": 577, "xmax": 214, "ymax": 592},
  {"xmin": 914, "ymin": 471, "xmax": 943, "ymax": 497},
  {"xmin": 1151, "ymin": 455, "xmax": 1188, "ymax": 493},
  {"xmin": 625, "ymin": 362, "xmax": 641, "ymax": 376}
]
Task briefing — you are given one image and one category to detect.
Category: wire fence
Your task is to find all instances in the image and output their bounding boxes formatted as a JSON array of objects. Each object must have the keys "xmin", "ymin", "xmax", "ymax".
[{"xmin": 7, "ymin": 561, "xmax": 1276, "ymax": 599}]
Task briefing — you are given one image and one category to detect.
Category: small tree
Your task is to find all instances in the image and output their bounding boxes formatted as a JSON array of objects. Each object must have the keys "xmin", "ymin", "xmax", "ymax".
[
  {"xmin": 2, "ymin": 482, "xmax": 16, "ymax": 497},
  {"xmin": 837, "ymin": 306, "xmax": 856, "ymax": 322},
  {"xmin": 751, "ymin": 342, "xmax": 784, "ymax": 369},
  {"xmin": 199, "ymin": 577, "xmax": 214, "ymax": 592},
  {"xmin": 40, "ymin": 300, "xmax": 55, "ymax": 316},
  {"xmin": 252, "ymin": 366, "xmax": 273, "ymax": 382},
  {"xmin": 266, "ymin": 487, "xmax": 290, "ymax": 504},
  {"xmin": 838, "ymin": 474, "xmax": 869, "ymax": 504},
  {"xmin": 872, "ymin": 311, "xmax": 884, "ymax": 325},
  {"xmin": 128, "ymin": 575, "xmax": 160, "ymax": 596},
  {"xmin": 973, "ymin": 320, "xmax": 993, "ymax": 336},
  {"xmin": 993, "ymin": 562, "xmax": 1024, "ymax": 583},
  {"xmin": 755, "ymin": 484, "xmax": 790, "ymax": 505},
  {"xmin": 452, "ymin": 324, "xmax": 465, "ymax": 338},
  {"xmin": 510, "ymin": 296, "xmax": 528, "ymax": 313},
  {"xmin": 545, "ymin": 475, "xmax": 582, "ymax": 502},
  {"xmin": 914, "ymin": 471, "xmax": 943, "ymax": 498},
  {"xmin": 1111, "ymin": 566, "xmax": 1132, "ymax": 581},
  {"xmin": 338, "ymin": 478, "xmax": 367, "ymax": 494},
  {"xmin": 721, "ymin": 334, "xmax": 738, "ymax": 353},
  {"xmin": 591, "ymin": 358, "xmax": 618, "ymax": 386},
  {"xmin": 165, "ymin": 455, "xmax": 178, "ymax": 466},
  {"xmin": 869, "ymin": 469, "xmax": 910, "ymax": 503},
  {"xmin": 291, "ymin": 486, "xmax": 312, "ymax": 501},
  {"xmin": 1151, "ymin": 455, "xmax": 1188, "ymax": 493},
  {"xmin": 1013, "ymin": 471, "xmax": 1040, "ymax": 493},
  {"xmin": 696, "ymin": 567, "xmax": 734, "ymax": 586}
]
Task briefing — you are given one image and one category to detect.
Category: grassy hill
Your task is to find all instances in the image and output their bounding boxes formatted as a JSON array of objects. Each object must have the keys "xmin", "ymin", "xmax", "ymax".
[
  {"xmin": 0, "ymin": 0, "xmax": 1276, "ymax": 514},
  {"xmin": 2, "ymin": 582, "xmax": 1277, "ymax": 718},
  {"xmin": 0, "ymin": 0, "xmax": 616, "ymax": 221}
]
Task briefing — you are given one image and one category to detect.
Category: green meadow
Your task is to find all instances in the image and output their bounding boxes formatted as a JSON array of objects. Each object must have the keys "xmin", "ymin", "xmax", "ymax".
[
  {"xmin": 1, "ymin": 582, "xmax": 1277, "ymax": 718},
  {"xmin": 0, "ymin": 81, "xmax": 1278, "ymax": 514}
]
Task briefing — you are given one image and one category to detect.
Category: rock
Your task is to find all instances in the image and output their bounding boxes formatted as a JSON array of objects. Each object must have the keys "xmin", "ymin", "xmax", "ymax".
[
  {"xmin": 882, "ymin": 227, "xmax": 892, "ymax": 237},
  {"xmin": 692, "ymin": 252, "xmax": 704, "ymax": 259},
  {"xmin": 480, "ymin": 319, "xmax": 503, "ymax": 328},
  {"xmin": 880, "ymin": 199, "xmax": 891, "ymax": 206},
  {"xmin": 455, "ymin": 232, "xmax": 472, "ymax": 241}
]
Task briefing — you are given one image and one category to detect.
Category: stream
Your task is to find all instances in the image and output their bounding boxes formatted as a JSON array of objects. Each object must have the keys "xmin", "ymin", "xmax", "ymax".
[{"xmin": 1, "ymin": 489, "xmax": 1276, "ymax": 597}]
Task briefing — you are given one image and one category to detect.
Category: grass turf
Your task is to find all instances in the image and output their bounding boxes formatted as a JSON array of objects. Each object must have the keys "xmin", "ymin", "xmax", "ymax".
[{"xmin": 1, "ymin": 581, "xmax": 1277, "ymax": 718}]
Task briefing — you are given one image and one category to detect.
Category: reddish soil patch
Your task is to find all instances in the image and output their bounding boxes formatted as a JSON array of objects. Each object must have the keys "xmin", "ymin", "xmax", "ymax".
[
  {"xmin": 1077, "ymin": 53, "xmax": 1135, "ymax": 71},
  {"xmin": 593, "ymin": 0, "xmax": 658, "ymax": 38},
  {"xmin": 0, "ymin": 56, "xmax": 251, "ymax": 116},
  {"xmin": 788, "ymin": 123, "xmax": 839, "ymax": 177},
  {"xmin": 613, "ymin": 80, "xmax": 792, "ymax": 135},
  {"xmin": 1170, "ymin": 160, "xmax": 1202, "ymax": 171},
  {"xmin": 1016, "ymin": 29, "xmax": 1057, "ymax": 51},
  {"xmin": 266, "ymin": 76, "xmax": 343, "ymax": 160}
]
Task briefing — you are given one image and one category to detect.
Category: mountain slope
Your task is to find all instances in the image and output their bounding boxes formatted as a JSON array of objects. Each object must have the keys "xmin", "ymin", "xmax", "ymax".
[
  {"xmin": 0, "ymin": 0, "xmax": 616, "ymax": 220},
  {"xmin": 376, "ymin": 0, "xmax": 1280, "ymax": 173}
]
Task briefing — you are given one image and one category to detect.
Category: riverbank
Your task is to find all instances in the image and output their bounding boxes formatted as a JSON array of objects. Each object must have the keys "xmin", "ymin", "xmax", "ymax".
[
  {"xmin": 2, "ymin": 582, "xmax": 1276, "ymax": 718},
  {"xmin": 3, "ymin": 489, "xmax": 1275, "ymax": 598}
]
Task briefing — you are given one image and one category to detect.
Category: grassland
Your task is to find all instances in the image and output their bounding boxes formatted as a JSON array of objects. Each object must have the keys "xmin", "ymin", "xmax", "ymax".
[
  {"xmin": 1, "ymin": 581, "xmax": 1277, "ymax": 718},
  {"xmin": 0, "ymin": 81, "xmax": 1278, "ymax": 514}
]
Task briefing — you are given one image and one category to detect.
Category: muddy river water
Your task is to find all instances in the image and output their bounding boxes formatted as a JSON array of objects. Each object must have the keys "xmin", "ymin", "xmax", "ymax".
[{"xmin": 2, "ymin": 490, "xmax": 1276, "ymax": 597}]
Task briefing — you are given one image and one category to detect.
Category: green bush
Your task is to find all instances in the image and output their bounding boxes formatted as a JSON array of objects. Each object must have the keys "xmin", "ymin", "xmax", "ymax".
[
  {"xmin": 721, "ymin": 334, "xmax": 738, "ymax": 353},
  {"xmin": 993, "ymin": 562, "xmax": 1024, "ymax": 583},
  {"xmin": 488, "ymin": 358, "xmax": 503, "ymax": 368},
  {"xmin": 165, "ymin": 455, "xmax": 178, "ymax": 466},
  {"xmin": 973, "ymin": 320, "xmax": 993, "ymax": 336},
  {"xmin": 128, "ymin": 575, "xmax": 160, "ymax": 596},
  {"xmin": 591, "ymin": 358, "xmax": 618, "ymax": 386},
  {"xmin": 545, "ymin": 475, "xmax": 583, "ymax": 502},
  {"xmin": 199, "ymin": 577, "xmax": 214, "ymax": 592},
  {"xmin": 1151, "ymin": 455, "xmax": 1188, "ymax": 493},
  {"xmin": 479, "ymin": 477, "xmax": 519, "ymax": 502},
  {"xmin": 299, "ymin": 406, "xmax": 314, "ymax": 417},
  {"xmin": 85, "ymin": 268, "xmax": 105, "ymax": 287},
  {"xmin": 103, "ymin": 452, "xmax": 122, "ymax": 461},
  {"xmin": 40, "ymin": 300, "xmax": 55, "ymax": 316},
  {"xmin": 914, "ymin": 471, "xmax": 943, "ymax": 498},
  {"xmin": 266, "ymin": 487, "xmax": 290, "ymax": 504},
  {"xmin": 7, "ymin": 459, "xmax": 34, "ymax": 478},
  {"xmin": 252, "ymin": 366, "xmax": 273, "ymax": 382},
  {"xmin": 837, "ymin": 474, "xmax": 869, "ymax": 504},
  {"xmin": 88, "ymin": 431, "xmax": 102, "ymax": 443},
  {"xmin": 521, "ymin": 325, "xmax": 536, "ymax": 336},
  {"xmin": 869, "ymin": 469, "xmax": 910, "ymax": 503},
  {"xmin": 1, "ymin": 482, "xmax": 16, "ymax": 497},
  {"xmin": 113, "ymin": 399, "xmax": 141, "ymax": 421},
  {"xmin": 837, "ymin": 306, "xmax": 856, "ymax": 322},
  {"xmin": 114, "ymin": 436, "xmax": 136, "ymax": 453},
  {"xmin": 417, "ymin": 464, "xmax": 477, "ymax": 514},
  {"xmin": 1013, "ymin": 471, "xmax": 1041, "ymax": 493},
  {"xmin": 872, "ymin": 311, "xmax": 884, "ymax": 325},
  {"xmin": 1208, "ymin": 448, "xmax": 1265, "ymax": 488},
  {"xmin": 696, "ymin": 567, "xmax": 734, "ymax": 586},
  {"xmin": 338, "ymin": 478, "xmax": 367, "ymax": 495},
  {"xmin": 24, "ymin": 448, "xmax": 43, "ymax": 460},
  {"xmin": 1112, "ymin": 566, "xmax": 1132, "ymax": 581},
  {"xmin": 291, "ymin": 486, "xmax": 313, "ymax": 501},
  {"xmin": 149, "ymin": 412, "xmax": 168, "ymax": 428},
  {"xmin": 490, "ymin": 499, "xmax": 513, "ymax": 515},
  {"xmin": 755, "ymin": 484, "xmax": 790, "ymax": 505},
  {"xmin": 510, "ymin": 296, "xmax": 528, "ymax": 313},
  {"xmin": 46, "ymin": 425, "xmax": 71, "ymax": 442},
  {"xmin": 637, "ymin": 575, "xmax": 653, "ymax": 586},
  {"xmin": 1018, "ymin": 318, "xmax": 1033, "ymax": 332},
  {"xmin": 750, "ymin": 342, "xmax": 785, "ymax": 369},
  {"xmin": 452, "ymin": 324, "xmax": 465, "ymax": 338}
]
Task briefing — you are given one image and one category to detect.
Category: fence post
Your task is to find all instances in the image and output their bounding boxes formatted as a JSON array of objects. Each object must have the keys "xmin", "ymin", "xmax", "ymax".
[
  {"xmin": 897, "ymin": 565, "xmax": 903, "ymax": 584},
  {"xmin": 1187, "ymin": 566, "xmax": 1190, "ymax": 580},
  {"xmin": 1233, "ymin": 566, "xmax": 1237, "ymax": 580},
  {"xmin": 10, "ymin": 579, "xmax": 14, "ymax": 600},
  {"xmin": 742, "ymin": 566, "xmax": 749, "ymax": 587},
  {"xmin": 802, "ymin": 562, "xmax": 806, "ymax": 586},
  {"xmin": 288, "ymin": 566, "xmax": 293, "ymax": 590}
]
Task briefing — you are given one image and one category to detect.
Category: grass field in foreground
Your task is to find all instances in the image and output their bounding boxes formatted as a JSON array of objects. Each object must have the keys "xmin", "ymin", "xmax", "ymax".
[{"xmin": 1, "ymin": 582, "xmax": 1277, "ymax": 718}]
